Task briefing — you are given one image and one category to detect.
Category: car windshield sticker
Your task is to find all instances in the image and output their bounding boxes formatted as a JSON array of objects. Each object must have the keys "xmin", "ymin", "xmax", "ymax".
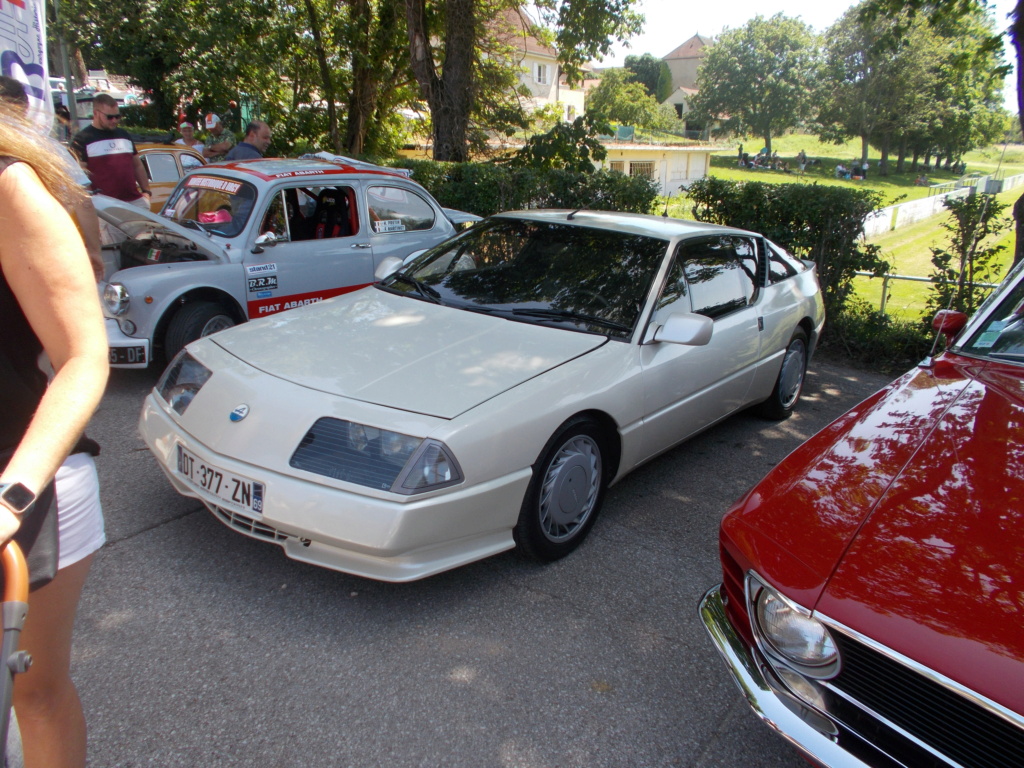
[
  {"xmin": 374, "ymin": 219, "xmax": 406, "ymax": 233},
  {"xmin": 186, "ymin": 176, "xmax": 243, "ymax": 194},
  {"xmin": 248, "ymin": 275, "xmax": 278, "ymax": 293},
  {"xmin": 974, "ymin": 320, "xmax": 1006, "ymax": 349},
  {"xmin": 245, "ymin": 263, "xmax": 278, "ymax": 275}
]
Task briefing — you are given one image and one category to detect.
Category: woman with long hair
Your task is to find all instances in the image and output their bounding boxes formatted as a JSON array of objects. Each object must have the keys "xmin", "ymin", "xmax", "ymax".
[{"xmin": 0, "ymin": 100, "xmax": 108, "ymax": 767}]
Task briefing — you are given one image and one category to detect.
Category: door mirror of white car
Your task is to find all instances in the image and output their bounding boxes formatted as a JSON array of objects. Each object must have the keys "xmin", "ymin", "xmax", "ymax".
[
  {"xmin": 252, "ymin": 232, "xmax": 279, "ymax": 253},
  {"xmin": 646, "ymin": 312, "xmax": 713, "ymax": 346},
  {"xmin": 374, "ymin": 256, "xmax": 404, "ymax": 281}
]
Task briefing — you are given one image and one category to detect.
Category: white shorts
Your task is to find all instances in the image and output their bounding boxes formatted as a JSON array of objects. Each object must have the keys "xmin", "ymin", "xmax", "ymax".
[{"xmin": 54, "ymin": 453, "xmax": 106, "ymax": 570}]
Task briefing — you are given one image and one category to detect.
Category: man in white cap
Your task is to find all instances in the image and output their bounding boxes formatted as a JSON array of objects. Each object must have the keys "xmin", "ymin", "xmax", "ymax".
[{"xmin": 202, "ymin": 113, "xmax": 234, "ymax": 162}]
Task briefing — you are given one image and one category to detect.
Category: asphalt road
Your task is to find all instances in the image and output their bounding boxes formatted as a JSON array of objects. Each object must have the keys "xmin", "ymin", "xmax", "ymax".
[{"xmin": 72, "ymin": 357, "xmax": 893, "ymax": 767}]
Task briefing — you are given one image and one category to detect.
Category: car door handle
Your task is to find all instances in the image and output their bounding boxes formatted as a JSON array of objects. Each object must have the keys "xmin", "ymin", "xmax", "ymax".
[{"xmin": 351, "ymin": 243, "xmax": 372, "ymax": 249}]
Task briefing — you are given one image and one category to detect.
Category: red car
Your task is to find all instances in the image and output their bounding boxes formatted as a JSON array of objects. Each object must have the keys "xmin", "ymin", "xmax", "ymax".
[{"xmin": 700, "ymin": 266, "xmax": 1024, "ymax": 767}]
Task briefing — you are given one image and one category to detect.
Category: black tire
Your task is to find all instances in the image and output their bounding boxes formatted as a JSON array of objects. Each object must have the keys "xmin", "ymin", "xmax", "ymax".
[
  {"xmin": 514, "ymin": 417, "xmax": 607, "ymax": 562},
  {"xmin": 164, "ymin": 301, "xmax": 236, "ymax": 360},
  {"xmin": 756, "ymin": 328, "xmax": 809, "ymax": 420}
]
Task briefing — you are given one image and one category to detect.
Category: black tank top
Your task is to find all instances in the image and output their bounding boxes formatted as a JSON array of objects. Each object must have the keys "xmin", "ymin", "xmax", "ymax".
[{"xmin": 0, "ymin": 156, "xmax": 98, "ymax": 457}]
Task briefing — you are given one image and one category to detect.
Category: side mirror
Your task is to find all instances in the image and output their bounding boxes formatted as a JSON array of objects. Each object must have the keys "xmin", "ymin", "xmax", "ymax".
[
  {"xmin": 646, "ymin": 312, "xmax": 714, "ymax": 346},
  {"xmin": 251, "ymin": 232, "xmax": 279, "ymax": 254},
  {"xmin": 374, "ymin": 256, "xmax": 404, "ymax": 281},
  {"xmin": 932, "ymin": 309, "xmax": 968, "ymax": 345}
]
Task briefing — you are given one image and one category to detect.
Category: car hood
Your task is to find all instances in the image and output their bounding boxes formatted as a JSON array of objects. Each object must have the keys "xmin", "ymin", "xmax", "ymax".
[
  {"xmin": 211, "ymin": 288, "xmax": 607, "ymax": 419},
  {"xmin": 92, "ymin": 195, "xmax": 229, "ymax": 263},
  {"xmin": 815, "ymin": 357, "xmax": 1024, "ymax": 714}
]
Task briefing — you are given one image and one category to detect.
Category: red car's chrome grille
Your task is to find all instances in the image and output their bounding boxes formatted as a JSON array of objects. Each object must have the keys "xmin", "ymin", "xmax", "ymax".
[
  {"xmin": 828, "ymin": 632, "xmax": 1024, "ymax": 768},
  {"xmin": 209, "ymin": 504, "xmax": 288, "ymax": 542}
]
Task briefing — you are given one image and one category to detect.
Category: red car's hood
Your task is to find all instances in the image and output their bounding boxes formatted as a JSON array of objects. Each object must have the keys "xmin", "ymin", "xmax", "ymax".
[
  {"xmin": 726, "ymin": 357, "xmax": 970, "ymax": 609},
  {"xmin": 817, "ymin": 358, "xmax": 1024, "ymax": 714}
]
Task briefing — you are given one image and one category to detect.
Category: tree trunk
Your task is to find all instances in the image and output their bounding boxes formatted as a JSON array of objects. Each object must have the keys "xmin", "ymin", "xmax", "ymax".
[
  {"xmin": 406, "ymin": 0, "xmax": 476, "ymax": 162},
  {"xmin": 304, "ymin": 0, "xmax": 341, "ymax": 153},
  {"xmin": 878, "ymin": 133, "xmax": 890, "ymax": 177},
  {"xmin": 344, "ymin": 0, "xmax": 374, "ymax": 156}
]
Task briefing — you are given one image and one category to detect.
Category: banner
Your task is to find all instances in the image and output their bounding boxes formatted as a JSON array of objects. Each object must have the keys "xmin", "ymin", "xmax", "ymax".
[{"xmin": 0, "ymin": 0, "xmax": 52, "ymax": 128}]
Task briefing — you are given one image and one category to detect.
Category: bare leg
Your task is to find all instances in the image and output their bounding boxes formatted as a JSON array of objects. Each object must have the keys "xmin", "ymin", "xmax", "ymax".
[{"xmin": 12, "ymin": 555, "xmax": 93, "ymax": 768}]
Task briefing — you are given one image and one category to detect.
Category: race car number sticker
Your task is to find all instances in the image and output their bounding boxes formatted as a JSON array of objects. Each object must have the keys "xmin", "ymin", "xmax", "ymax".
[
  {"xmin": 248, "ymin": 275, "xmax": 278, "ymax": 292},
  {"xmin": 373, "ymin": 219, "xmax": 406, "ymax": 233}
]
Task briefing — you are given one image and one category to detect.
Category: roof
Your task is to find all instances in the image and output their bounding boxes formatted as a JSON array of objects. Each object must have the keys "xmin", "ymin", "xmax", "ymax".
[
  {"xmin": 493, "ymin": 209, "xmax": 753, "ymax": 240},
  {"xmin": 203, "ymin": 157, "xmax": 409, "ymax": 183},
  {"xmin": 493, "ymin": 7, "xmax": 557, "ymax": 57},
  {"xmin": 663, "ymin": 34, "xmax": 713, "ymax": 61}
]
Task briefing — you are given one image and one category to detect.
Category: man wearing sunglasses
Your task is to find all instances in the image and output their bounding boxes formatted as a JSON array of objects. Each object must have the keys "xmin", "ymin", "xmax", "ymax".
[{"xmin": 71, "ymin": 93, "xmax": 151, "ymax": 208}]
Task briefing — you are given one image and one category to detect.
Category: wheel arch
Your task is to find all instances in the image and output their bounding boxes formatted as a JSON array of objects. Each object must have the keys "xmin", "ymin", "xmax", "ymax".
[
  {"xmin": 558, "ymin": 409, "xmax": 622, "ymax": 483},
  {"xmin": 154, "ymin": 287, "xmax": 246, "ymax": 356}
]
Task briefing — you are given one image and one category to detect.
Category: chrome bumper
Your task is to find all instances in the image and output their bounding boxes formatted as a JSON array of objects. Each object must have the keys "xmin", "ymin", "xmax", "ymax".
[{"xmin": 699, "ymin": 586, "xmax": 882, "ymax": 768}]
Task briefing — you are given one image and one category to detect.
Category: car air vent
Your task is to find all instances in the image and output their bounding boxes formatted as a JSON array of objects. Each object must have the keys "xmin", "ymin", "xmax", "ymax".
[{"xmin": 826, "ymin": 632, "xmax": 1024, "ymax": 768}]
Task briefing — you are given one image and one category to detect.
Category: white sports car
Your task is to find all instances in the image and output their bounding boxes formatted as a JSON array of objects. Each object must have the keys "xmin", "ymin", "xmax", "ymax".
[{"xmin": 139, "ymin": 210, "xmax": 825, "ymax": 582}]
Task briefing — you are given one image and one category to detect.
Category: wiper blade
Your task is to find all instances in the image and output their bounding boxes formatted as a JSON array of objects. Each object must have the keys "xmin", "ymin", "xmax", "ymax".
[
  {"xmin": 511, "ymin": 307, "xmax": 630, "ymax": 332},
  {"xmin": 388, "ymin": 273, "xmax": 442, "ymax": 304},
  {"xmin": 177, "ymin": 219, "xmax": 212, "ymax": 237}
]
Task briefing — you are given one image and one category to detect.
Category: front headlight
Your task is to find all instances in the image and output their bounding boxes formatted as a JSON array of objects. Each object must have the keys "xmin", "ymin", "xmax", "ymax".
[
  {"xmin": 103, "ymin": 282, "xmax": 130, "ymax": 315},
  {"xmin": 290, "ymin": 418, "xmax": 463, "ymax": 494},
  {"xmin": 156, "ymin": 350, "xmax": 212, "ymax": 415},
  {"xmin": 750, "ymin": 577, "xmax": 837, "ymax": 676}
]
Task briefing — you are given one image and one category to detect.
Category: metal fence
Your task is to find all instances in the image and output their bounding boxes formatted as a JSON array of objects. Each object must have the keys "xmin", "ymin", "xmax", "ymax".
[{"xmin": 854, "ymin": 271, "xmax": 999, "ymax": 315}]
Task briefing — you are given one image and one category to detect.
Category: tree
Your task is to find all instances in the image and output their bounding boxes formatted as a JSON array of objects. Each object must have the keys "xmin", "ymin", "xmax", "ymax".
[
  {"xmin": 585, "ymin": 68, "xmax": 675, "ymax": 129},
  {"xmin": 688, "ymin": 14, "xmax": 818, "ymax": 154},
  {"xmin": 507, "ymin": 114, "xmax": 610, "ymax": 171},
  {"xmin": 624, "ymin": 53, "xmax": 671, "ymax": 101},
  {"xmin": 405, "ymin": 0, "xmax": 642, "ymax": 161},
  {"xmin": 860, "ymin": 0, "xmax": 1021, "ymax": 263},
  {"xmin": 818, "ymin": 9, "xmax": 940, "ymax": 175},
  {"xmin": 927, "ymin": 194, "xmax": 1009, "ymax": 317}
]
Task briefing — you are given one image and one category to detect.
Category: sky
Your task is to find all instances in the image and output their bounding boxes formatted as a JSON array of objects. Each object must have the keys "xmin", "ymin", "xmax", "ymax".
[{"xmin": 599, "ymin": 0, "xmax": 1019, "ymax": 111}]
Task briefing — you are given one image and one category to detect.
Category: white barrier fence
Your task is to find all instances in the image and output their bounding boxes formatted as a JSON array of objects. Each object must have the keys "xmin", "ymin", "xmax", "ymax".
[{"xmin": 862, "ymin": 172, "xmax": 1024, "ymax": 238}]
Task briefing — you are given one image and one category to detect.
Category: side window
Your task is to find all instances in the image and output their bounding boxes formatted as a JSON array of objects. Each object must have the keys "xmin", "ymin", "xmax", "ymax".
[
  {"xmin": 679, "ymin": 237, "xmax": 758, "ymax": 320},
  {"xmin": 766, "ymin": 240, "xmax": 803, "ymax": 284},
  {"xmin": 367, "ymin": 186, "xmax": 436, "ymax": 234},
  {"xmin": 143, "ymin": 153, "xmax": 180, "ymax": 183},
  {"xmin": 258, "ymin": 191, "xmax": 289, "ymax": 241},
  {"xmin": 286, "ymin": 186, "xmax": 358, "ymax": 242},
  {"xmin": 180, "ymin": 153, "xmax": 203, "ymax": 171}
]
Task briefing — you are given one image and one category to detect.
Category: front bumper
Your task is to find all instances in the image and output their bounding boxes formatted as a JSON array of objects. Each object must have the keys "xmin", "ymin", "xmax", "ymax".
[
  {"xmin": 105, "ymin": 317, "xmax": 151, "ymax": 368},
  {"xmin": 699, "ymin": 586, "xmax": 899, "ymax": 768},
  {"xmin": 139, "ymin": 393, "xmax": 529, "ymax": 582}
]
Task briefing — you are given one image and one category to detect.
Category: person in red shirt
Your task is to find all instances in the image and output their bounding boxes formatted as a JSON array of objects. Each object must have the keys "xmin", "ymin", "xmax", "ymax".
[{"xmin": 71, "ymin": 93, "xmax": 151, "ymax": 207}]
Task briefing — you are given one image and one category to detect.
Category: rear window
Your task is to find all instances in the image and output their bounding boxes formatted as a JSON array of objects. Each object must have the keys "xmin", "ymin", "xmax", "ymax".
[{"xmin": 367, "ymin": 185, "xmax": 435, "ymax": 234}]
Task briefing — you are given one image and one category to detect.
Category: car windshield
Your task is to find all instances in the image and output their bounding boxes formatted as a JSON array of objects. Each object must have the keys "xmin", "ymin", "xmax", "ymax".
[
  {"xmin": 959, "ymin": 269, "xmax": 1024, "ymax": 361},
  {"xmin": 161, "ymin": 175, "xmax": 257, "ymax": 238},
  {"xmin": 381, "ymin": 218, "xmax": 669, "ymax": 339}
]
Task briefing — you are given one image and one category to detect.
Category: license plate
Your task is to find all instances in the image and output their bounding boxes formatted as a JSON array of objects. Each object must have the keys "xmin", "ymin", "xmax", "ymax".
[
  {"xmin": 109, "ymin": 345, "xmax": 146, "ymax": 364},
  {"xmin": 176, "ymin": 445, "xmax": 265, "ymax": 514}
]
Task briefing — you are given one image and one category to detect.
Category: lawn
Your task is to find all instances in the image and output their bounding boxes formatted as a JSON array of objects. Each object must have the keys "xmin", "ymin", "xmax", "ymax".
[{"xmin": 662, "ymin": 132, "xmax": 1022, "ymax": 320}]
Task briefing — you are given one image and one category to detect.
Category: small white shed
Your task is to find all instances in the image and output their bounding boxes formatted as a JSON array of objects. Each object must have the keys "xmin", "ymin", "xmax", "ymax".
[{"xmin": 596, "ymin": 144, "xmax": 724, "ymax": 196}]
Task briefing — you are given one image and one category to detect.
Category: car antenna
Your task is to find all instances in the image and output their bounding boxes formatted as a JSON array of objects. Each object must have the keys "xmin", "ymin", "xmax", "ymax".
[
  {"xmin": 663, "ymin": 191, "xmax": 673, "ymax": 217},
  {"xmin": 566, "ymin": 209, "xmax": 582, "ymax": 220}
]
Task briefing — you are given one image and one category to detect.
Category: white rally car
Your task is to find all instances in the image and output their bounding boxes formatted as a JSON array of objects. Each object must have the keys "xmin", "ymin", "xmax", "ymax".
[{"xmin": 97, "ymin": 155, "xmax": 478, "ymax": 368}]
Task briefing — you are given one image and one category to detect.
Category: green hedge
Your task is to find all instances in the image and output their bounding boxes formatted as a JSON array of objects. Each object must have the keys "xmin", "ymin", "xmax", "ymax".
[
  {"xmin": 687, "ymin": 177, "xmax": 890, "ymax": 316},
  {"xmin": 390, "ymin": 159, "xmax": 659, "ymax": 217}
]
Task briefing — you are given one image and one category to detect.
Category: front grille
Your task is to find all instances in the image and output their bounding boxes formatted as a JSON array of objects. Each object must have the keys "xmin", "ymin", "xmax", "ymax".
[
  {"xmin": 827, "ymin": 632, "xmax": 1024, "ymax": 768},
  {"xmin": 719, "ymin": 542, "xmax": 753, "ymax": 645},
  {"xmin": 209, "ymin": 503, "xmax": 288, "ymax": 542}
]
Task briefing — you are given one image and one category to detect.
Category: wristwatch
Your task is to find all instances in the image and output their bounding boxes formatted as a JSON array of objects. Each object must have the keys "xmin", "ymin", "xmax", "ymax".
[{"xmin": 0, "ymin": 483, "xmax": 36, "ymax": 516}]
